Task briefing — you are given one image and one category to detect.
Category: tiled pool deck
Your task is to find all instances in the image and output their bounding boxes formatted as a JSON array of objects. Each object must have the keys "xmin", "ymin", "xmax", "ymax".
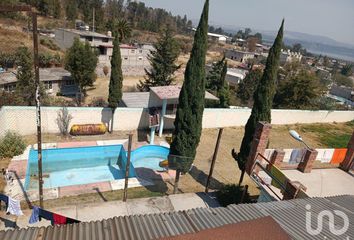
[{"xmin": 5, "ymin": 139, "xmax": 175, "ymax": 201}]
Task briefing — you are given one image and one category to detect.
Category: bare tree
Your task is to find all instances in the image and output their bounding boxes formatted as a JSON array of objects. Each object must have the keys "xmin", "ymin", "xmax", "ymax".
[{"xmin": 56, "ymin": 107, "xmax": 73, "ymax": 136}]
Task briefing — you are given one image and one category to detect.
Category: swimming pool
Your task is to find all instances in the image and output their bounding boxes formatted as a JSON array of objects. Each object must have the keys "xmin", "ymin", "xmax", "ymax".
[{"xmin": 25, "ymin": 144, "xmax": 169, "ymax": 190}]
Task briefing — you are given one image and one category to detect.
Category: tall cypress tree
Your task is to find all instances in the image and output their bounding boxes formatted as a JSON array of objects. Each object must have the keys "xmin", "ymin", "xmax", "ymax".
[
  {"xmin": 218, "ymin": 60, "xmax": 230, "ymax": 108},
  {"xmin": 232, "ymin": 20, "xmax": 284, "ymax": 185},
  {"xmin": 169, "ymin": 0, "xmax": 209, "ymax": 173},
  {"xmin": 108, "ymin": 32, "xmax": 123, "ymax": 132}
]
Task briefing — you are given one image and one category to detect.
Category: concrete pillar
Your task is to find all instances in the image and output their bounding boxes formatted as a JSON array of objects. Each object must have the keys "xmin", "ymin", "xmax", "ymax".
[
  {"xmin": 297, "ymin": 148, "xmax": 318, "ymax": 173},
  {"xmin": 340, "ymin": 131, "xmax": 354, "ymax": 172},
  {"xmin": 245, "ymin": 122, "xmax": 272, "ymax": 175},
  {"xmin": 150, "ymin": 126, "xmax": 156, "ymax": 145},
  {"xmin": 159, "ymin": 99, "xmax": 167, "ymax": 137},
  {"xmin": 267, "ymin": 149, "xmax": 285, "ymax": 171}
]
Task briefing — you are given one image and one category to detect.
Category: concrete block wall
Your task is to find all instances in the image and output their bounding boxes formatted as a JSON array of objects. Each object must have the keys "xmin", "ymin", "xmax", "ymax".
[{"xmin": 0, "ymin": 106, "xmax": 353, "ymax": 137}]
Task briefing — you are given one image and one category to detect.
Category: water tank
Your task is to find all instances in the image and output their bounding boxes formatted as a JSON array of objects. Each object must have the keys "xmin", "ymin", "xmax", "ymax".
[{"xmin": 107, "ymin": 31, "xmax": 112, "ymax": 37}]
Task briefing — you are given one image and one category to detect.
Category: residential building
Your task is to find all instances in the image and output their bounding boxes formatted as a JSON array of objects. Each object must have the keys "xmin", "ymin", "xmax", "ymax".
[
  {"xmin": 54, "ymin": 28, "xmax": 153, "ymax": 77},
  {"xmin": 225, "ymin": 49, "xmax": 255, "ymax": 63},
  {"xmin": 280, "ymin": 49, "xmax": 302, "ymax": 65},
  {"xmin": 0, "ymin": 68, "xmax": 77, "ymax": 96},
  {"xmin": 226, "ymin": 68, "xmax": 248, "ymax": 87},
  {"xmin": 191, "ymin": 28, "xmax": 230, "ymax": 42},
  {"xmin": 120, "ymin": 85, "xmax": 218, "ymax": 136},
  {"xmin": 119, "ymin": 44, "xmax": 154, "ymax": 76}
]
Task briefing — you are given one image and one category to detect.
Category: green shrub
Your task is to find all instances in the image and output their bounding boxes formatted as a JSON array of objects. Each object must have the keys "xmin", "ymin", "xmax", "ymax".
[
  {"xmin": 216, "ymin": 184, "xmax": 252, "ymax": 207},
  {"xmin": 0, "ymin": 132, "xmax": 26, "ymax": 158}
]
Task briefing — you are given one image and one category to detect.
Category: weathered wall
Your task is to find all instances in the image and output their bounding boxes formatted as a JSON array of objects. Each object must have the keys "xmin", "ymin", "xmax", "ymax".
[{"xmin": 0, "ymin": 106, "xmax": 353, "ymax": 136}]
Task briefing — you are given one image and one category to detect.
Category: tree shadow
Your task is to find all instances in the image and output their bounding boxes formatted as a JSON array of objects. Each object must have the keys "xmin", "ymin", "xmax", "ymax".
[
  {"xmin": 137, "ymin": 130, "xmax": 148, "ymax": 142},
  {"xmin": 0, "ymin": 217, "xmax": 18, "ymax": 229},
  {"xmin": 189, "ymin": 166, "xmax": 224, "ymax": 190},
  {"xmin": 134, "ymin": 167, "xmax": 168, "ymax": 193},
  {"xmin": 13, "ymin": 172, "xmax": 32, "ymax": 209},
  {"xmin": 195, "ymin": 192, "xmax": 221, "ymax": 208}
]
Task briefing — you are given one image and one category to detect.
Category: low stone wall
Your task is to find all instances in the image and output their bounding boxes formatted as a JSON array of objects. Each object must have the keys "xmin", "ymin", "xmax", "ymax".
[{"xmin": 0, "ymin": 106, "xmax": 353, "ymax": 136}]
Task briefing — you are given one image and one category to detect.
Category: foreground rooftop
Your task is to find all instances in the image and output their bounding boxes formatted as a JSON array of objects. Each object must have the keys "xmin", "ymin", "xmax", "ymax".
[{"xmin": 1, "ymin": 194, "xmax": 353, "ymax": 240}]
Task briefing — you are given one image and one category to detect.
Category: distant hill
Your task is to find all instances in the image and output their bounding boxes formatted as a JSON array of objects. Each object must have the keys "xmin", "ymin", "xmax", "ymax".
[
  {"xmin": 261, "ymin": 30, "xmax": 354, "ymax": 62},
  {"xmin": 209, "ymin": 22, "xmax": 354, "ymax": 62}
]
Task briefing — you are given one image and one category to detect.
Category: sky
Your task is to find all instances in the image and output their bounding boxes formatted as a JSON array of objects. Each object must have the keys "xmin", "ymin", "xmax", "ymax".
[{"xmin": 139, "ymin": 0, "xmax": 354, "ymax": 45}]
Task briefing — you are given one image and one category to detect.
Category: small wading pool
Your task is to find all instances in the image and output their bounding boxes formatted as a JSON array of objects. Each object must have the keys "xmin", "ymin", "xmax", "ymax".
[{"xmin": 25, "ymin": 144, "xmax": 169, "ymax": 190}]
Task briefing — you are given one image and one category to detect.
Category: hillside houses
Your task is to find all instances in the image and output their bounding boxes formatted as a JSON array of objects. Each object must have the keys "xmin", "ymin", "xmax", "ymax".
[
  {"xmin": 0, "ymin": 68, "xmax": 77, "ymax": 96},
  {"xmin": 54, "ymin": 28, "xmax": 153, "ymax": 77}
]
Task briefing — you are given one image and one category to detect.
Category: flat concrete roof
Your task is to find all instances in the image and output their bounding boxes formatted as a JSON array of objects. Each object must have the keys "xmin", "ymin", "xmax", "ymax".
[
  {"xmin": 150, "ymin": 85, "xmax": 219, "ymax": 101},
  {"xmin": 282, "ymin": 168, "xmax": 354, "ymax": 197},
  {"xmin": 58, "ymin": 28, "xmax": 113, "ymax": 39},
  {"xmin": 121, "ymin": 92, "xmax": 150, "ymax": 108}
]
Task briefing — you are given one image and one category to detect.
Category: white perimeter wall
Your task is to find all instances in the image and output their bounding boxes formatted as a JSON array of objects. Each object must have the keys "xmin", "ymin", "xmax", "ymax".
[{"xmin": 0, "ymin": 106, "xmax": 353, "ymax": 136}]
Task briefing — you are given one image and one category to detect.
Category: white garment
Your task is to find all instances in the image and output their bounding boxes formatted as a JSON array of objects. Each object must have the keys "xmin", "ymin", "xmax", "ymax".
[{"xmin": 7, "ymin": 197, "xmax": 23, "ymax": 216}]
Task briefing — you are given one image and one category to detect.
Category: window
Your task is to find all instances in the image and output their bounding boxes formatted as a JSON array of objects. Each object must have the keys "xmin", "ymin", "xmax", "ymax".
[
  {"xmin": 44, "ymin": 81, "xmax": 53, "ymax": 90},
  {"xmin": 138, "ymin": 56, "xmax": 143, "ymax": 61},
  {"xmin": 4, "ymin": 84, "xmax": 15, "ymax": 92},
  {"xmin": 66, "ymin": 80, "xmax": 75, "ymax": 86},
  {"xmin": 139, "ymin": 50, "xmax": 143, "ymax": 53},
  {"xmin": 102, "ymin": 38, "xmax": 109, "ymax": 43},
  {"xmin": 124, "ymin": 57, "xmax": 129, "ymax": 60},
  {"xmin": 131, "ymin": 50, "xmax": 135, "ymax": 53}
]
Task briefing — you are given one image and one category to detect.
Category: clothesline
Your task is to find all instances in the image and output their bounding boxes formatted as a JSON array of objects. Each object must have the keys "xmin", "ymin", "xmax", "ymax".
[
  {"xmin": 1, "ymin": 194, "xmax": 80, "ymax": 226},
  {"xmin": 29, "ymin": 206, "xmax": 81, "ymax": 226}
]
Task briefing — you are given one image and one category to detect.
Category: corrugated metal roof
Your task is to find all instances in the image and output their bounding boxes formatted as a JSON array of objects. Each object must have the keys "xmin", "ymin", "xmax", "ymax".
[{"xmin": 0, "ymin": 195, "xmax": 353, "ymax": 240}]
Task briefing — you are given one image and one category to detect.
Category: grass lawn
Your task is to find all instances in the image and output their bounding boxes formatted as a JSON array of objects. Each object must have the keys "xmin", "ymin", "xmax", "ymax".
[
  {"xmin": 298, "ymin": 121, "xmax": 353, "ymax": 148},
  {"xmin": 26, "ymin": 187, "xmax": 164, "ymax": 210}
]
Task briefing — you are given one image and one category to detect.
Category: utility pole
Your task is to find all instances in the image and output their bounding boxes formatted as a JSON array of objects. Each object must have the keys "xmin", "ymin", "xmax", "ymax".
[
  {"xmin": 32, "ymin": 11, "xmax": 44, "ymax": 209},
  {"xmin": 0, "ymin": 5, "xmax": 44, "ymax": 208}
]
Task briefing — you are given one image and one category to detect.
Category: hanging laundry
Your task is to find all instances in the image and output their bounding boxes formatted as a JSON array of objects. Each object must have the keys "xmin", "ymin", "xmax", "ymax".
[
  {"xmin": 29, "ymin": 207, "xmax": 81, "ymax": 225},
  {"xmin": 0, "ymin": 194, "xmax": 9, "ymax": 210},
  {"xmin": 53, "ymin": 213, "xmax": 67, "ymax": 225},
  {"xmin": 6, "ymin": 196, "xmax": 23, "ymax": 216},
  {"xmin": 29, "ymin": 206, "xmax": 40, "ymax": 224}
]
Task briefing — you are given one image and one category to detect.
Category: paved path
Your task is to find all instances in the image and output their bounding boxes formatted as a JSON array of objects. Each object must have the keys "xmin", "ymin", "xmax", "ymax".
[{"xmin": 0, "ymin": 192, "xmax": 220, "ymax": 231}]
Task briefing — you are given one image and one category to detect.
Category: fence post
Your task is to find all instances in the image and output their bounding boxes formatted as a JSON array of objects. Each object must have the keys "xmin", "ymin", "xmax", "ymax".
[
  {"xmin": 123, "ymin": 134, "xmax": 133, "ymax": 202},
  {"xmin": 205, "ymin": 128, "xmax": 223, "ymax": 193}
]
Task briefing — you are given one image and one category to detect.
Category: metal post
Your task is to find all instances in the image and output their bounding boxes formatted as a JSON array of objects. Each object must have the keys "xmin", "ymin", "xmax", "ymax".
[
  {"xmin": 150, "ymin": 126, "xmax": 155, "ymax": 145},
  {"xmin": 205, "ymin": 128, "xmax": 223, "ymax": 193},
  {"xmin": 32, "ymin": 12, "xmax": 44, "ymax": 208},
  {"xmin": 159, "ymin": 99, "xmax": 167, "ymax": 137},
  {"xmin": 123, "ymin": 134, "xmax": 133, "ymax": 202}
]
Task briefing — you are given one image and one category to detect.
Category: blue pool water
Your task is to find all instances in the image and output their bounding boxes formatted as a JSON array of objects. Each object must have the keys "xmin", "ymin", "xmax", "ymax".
[{"xmin": 25, "ymin": 144, "xmax": 169, "ymax": 190}]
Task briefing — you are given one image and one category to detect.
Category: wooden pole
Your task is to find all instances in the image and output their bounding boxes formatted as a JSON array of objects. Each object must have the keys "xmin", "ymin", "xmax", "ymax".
[
  {"xmin": 173, "ymin": 169, "xmax": 181, "ymax": 194},
  {"xmin": 32, "ymin": 12, "xmax": 44, "ymax": 208},
  {"xmin": 205, "ymin": 128, "xmax": 223, "ymax": 193},
  {"xmin": 123, "ymin": 134, "xmax": 133, "ymax": 202},
  {"xmin": 0, "ymin": 4, "xmax": 43, "ymax": 208}
]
